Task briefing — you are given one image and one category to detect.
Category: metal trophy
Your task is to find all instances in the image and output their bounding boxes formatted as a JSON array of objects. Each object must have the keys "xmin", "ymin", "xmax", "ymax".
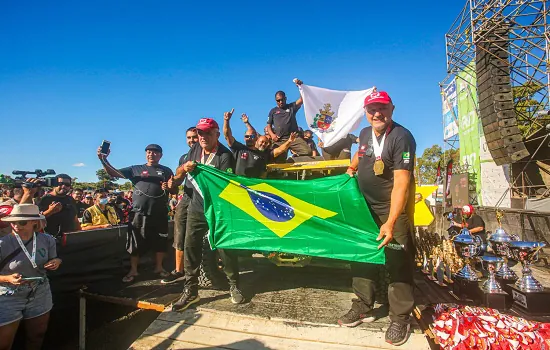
[
  {"xmin": 489, "ymin": 227, "xmax": 518, "ymax": 281},
  {"xmin": 507, "ymin": 241, "xmax": 550, "ymax": 314},
  {"xmin": 452, "ymin": 227, "xmax": 484, "ymax": 281},
  {"xmin": 508, "ymin": 241, "xmax": 546, "ymax": 292},
  {"xmin": 480, "ymin": 255, "xmax": 504, "ymax": 293}
]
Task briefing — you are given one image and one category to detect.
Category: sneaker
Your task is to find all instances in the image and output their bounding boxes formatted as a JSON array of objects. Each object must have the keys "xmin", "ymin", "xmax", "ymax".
[
  {"xmin": 229, "ymin": 286, "xmax": 245, "ymax": 304},
  {"xmin": 338, "ymin": 309, "xmax": 376, "ymax": 327},
  {"xmin": 171, "ymin": 289, "xmax": 200, "ymax": 311},
  {"xmin": 161, "ymin": 270, "xmax": 185, "ymax": 285},
  {"xmin": 385, "ymin": 321, "xmax": 411, "ymax": 346}
]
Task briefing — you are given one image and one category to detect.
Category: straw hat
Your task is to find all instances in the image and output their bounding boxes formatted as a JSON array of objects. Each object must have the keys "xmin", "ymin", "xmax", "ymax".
[{"xmin": 0, "ymin": 204, "xmax": 45, "ymax": 222}]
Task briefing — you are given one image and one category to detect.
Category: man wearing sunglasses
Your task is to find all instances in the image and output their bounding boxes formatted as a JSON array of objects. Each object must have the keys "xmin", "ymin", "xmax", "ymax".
[
  {"xmin": 224, "ymin": 110, "xmax": 297, "ymax": 177},
  {"xmin": 38, "ymin": 174, "xmax": 81, "ymax": 236},
  {"xmin": 266, "ymin": 79, "xmax": 312, "ymax": 162}
]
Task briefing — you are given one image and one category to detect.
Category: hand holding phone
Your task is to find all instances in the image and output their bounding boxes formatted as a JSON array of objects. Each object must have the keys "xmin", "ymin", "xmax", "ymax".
[{"xmin": 100, "ymin": 140, "xmax": 111, "ymax": 155}]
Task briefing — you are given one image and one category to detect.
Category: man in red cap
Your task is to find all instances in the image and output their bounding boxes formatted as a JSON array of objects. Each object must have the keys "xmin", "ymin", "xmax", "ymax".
[
  {"xmin": 451, "ymin": 204, "xmax": 486, "ymax": 242},
  {"xmin": 170, "ymin": 115, "xmax": 245, "ymax": 311},
  {"xmin": 342, "ymin": 90, "xmax": 417, "ymax": 346}
]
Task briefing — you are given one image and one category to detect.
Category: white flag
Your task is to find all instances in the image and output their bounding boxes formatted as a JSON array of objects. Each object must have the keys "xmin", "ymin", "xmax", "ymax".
[{"xmin": 299, "ymin": 84, "xmax": 374, "ymax": 147}]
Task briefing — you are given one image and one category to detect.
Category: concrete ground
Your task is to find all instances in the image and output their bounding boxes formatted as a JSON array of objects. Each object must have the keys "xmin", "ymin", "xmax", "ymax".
[{"xmin": 129, "ymin": 262, "xmax": 431, "ymax": 349}]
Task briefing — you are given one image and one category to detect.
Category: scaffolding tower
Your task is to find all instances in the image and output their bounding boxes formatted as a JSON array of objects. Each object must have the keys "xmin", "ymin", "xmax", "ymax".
[{"xmin": 441, "ymin": 0, "xmax": 550, "ymax": 202}]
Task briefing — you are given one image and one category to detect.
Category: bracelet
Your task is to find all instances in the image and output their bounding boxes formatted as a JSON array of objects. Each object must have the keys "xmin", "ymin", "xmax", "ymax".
[{"xmin": 348, "ymin": 166, "xmax": 357, "ymax": 172}]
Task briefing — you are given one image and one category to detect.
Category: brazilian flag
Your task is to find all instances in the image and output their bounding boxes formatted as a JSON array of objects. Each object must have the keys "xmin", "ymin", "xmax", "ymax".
[{"xmin": 191, "ymin": 164, "xmax": 385, "ymax": 264}]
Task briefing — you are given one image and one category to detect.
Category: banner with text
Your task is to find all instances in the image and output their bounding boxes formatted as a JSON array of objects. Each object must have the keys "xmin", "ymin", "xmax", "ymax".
[
  {"xmin": 442, "ymin": 80, "xmax": 459, "ymax": 140},
  {"xmin": 457, "ymin": 62, "xmax": 482, "ymax": 204}
]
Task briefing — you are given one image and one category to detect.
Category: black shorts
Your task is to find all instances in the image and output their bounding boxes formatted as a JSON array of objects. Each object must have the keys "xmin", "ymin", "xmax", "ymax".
[{"xmin": 126, "ymin": 212, "xmax": 168, "ymax": 256}]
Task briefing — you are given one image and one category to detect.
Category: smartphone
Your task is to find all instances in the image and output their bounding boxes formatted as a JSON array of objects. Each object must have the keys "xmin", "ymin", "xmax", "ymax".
[
  {"xmin": 21, "ymin": 276, "xmax": 44, "ymax": 281},
  {"xmin": 100, "ymin": 140, "xmax": 111, "ymax": 155}
]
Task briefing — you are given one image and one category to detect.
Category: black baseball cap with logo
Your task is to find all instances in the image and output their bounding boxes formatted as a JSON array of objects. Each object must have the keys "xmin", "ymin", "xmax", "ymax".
[{"xmin": 145, "ymin": 144, "xmax": 163, "ymax": 153}]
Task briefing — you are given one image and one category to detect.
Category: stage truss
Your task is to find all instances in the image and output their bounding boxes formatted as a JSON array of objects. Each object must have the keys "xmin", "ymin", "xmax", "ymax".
[{"xmin": 441, "ymin": 0, "xmax": 550, "ymax": 202}]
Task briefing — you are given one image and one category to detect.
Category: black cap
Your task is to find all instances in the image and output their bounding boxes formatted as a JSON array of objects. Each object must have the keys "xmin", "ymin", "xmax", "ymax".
[{"xmin": 145, "ymin": 144, "xmax": 163, "ymax": 153}]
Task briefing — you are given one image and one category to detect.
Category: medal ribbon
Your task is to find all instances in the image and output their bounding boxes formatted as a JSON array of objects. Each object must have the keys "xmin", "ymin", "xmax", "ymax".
[
  {"xmin": 371, "ymin": 128, "xmax": 387, "ymax": 160},
  {"xmin": 201, "ymin": 147, "xmax": 217, "ymax": 166},
  {"xmin": 14, "ymin": 232, "xmax": 37, "ymax": 269}
]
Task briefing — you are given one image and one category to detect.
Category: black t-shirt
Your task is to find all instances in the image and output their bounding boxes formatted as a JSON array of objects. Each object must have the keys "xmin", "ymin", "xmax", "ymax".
[
  {"xmin": 39, "ymin": 194, "xmax": 78, "ymax": 235},
  {"xmin": 267, "ymin": 102, "xmax": 301, "ymax": 139},
  {"xmin": 304, "ymin": 139, "xmax": 318, "ymax": 155},
  {"xmin": 356, "ymin": 122, "xmax": 416, "ymax": 217},
  {"xmin": 187, "ymin": 142, "xmax": 235, "ymax": 213},
  {"xmin": 118, "ymin": 164, "xmax": 174, "ymax": 216},
  {"xmin": 231, "ymin": 140, "xmax": 272, "ymax": 177},
  {"xmin": 75, "ymin": 201, "xmax": 90, "ymax": 218},
  {"xmin": 178, "ymin": 153, "xmax": 195, "ymax": 198},
  {"xmin": 323, "ymin": 134, "xmax": 358, "ymax": 156},
  {"xmin": 466, "ymin": 214, "xmax": 486, "ymax": 241}
]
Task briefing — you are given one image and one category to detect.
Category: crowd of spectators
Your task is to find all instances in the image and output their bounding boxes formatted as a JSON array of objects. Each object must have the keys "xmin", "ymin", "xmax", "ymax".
[{"xmin": 0, "ymin": 179, "xmax": 136, "ymax": 238}]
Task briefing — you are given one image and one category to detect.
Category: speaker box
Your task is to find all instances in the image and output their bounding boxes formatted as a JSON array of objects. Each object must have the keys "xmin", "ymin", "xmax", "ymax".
[{"xmin": 475, "ymin": 24, "xmax": 530, "ymax": 165}]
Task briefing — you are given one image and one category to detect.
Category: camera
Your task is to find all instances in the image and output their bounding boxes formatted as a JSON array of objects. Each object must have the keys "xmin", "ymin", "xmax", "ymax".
[{"xmin": 12, "ymin": 169, "xmax": 57, "ymax": 188}]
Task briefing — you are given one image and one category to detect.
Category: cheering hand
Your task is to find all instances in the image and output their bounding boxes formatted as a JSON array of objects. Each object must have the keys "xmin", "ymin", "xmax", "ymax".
[{"xmin": 224, "ymin": 108, "xmax": 235, "ymax": 121}]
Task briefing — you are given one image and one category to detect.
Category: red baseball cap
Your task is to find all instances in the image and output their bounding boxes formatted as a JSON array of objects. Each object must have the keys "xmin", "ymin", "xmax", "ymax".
[
  {"xmin": 196, "ymin": 118, "xmax": 219, "ymax": 132},
  {"xmin": 364, "ymin": 91, "xmax": 392, "ymax": 107}
]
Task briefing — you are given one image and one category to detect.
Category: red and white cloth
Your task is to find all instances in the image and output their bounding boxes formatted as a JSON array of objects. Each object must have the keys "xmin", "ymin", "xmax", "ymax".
[{"xmin": 431, "ymin": 304, "xmax": 550, "ymax": 349}]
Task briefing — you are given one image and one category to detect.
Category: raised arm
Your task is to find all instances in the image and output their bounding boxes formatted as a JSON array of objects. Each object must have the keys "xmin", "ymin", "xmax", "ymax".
[
  {"xmin": 97, "ymin": 147, "xmax": 125, "ymax": 179},
  {"xmin": 273, "ymin": 132, "xmax": 299, "ymax": 158},
  {"xmin": 241, "ymin": 114, "xmax": 257, "ymax": 135},
  {"xmin": 294, "ymin": 78, "xmax": 304, "ymax": 107},
  {"xmin": 223, "ymin": 108, "xmax": 236, "ymax": 147}
]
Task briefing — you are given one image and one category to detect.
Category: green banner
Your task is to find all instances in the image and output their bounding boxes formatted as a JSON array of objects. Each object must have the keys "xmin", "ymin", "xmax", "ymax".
[
  {"xmin": 457, "ymin": 62, "xmax": 482, "ymax": 204},
  {"xmin": 191, "ymin": 164, "xmax": 385, "ymax": 264}
]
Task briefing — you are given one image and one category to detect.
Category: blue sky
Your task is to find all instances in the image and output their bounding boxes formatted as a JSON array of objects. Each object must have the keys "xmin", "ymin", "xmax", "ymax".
[{"xmin": 1, "ymin": 1, "xmax": 464, "ymax": 182}]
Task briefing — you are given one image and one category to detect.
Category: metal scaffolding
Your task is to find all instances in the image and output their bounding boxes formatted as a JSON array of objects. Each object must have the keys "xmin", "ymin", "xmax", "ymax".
[{"xmin": 441, "ymin": 0, "xmax": 550, "ymax": 202}]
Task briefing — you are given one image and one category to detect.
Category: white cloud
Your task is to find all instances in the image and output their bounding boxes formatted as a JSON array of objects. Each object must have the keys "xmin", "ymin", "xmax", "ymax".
[{"xmin": 73, "ymin": 163, "xmax": 86, "ymax": 167}]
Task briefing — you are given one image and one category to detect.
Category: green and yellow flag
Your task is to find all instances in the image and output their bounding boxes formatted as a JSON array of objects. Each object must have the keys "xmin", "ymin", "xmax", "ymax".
[{"xmin": 191, "ymin": 164, "xmax": 385, "ymax": 264}]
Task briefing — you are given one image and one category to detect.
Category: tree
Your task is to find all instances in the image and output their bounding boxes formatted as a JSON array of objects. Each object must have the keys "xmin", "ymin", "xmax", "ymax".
[
  {"xmin": 513, "ymin": 82, "xmax": 548, "ymax": 138},
  {"xmin": 416, "ymin": 145, "xmax": 460, "ymax": 185},
  {"xmin": 96, "ymin": 169, "xmax": 115, "ymax": 190},
  {"xmin": 119, "ymin": 182, "xmax": 132, "ymax": 191},
  {"xmin": 416, "ymin": 145, "xmax": 442, "ymax": 185}
]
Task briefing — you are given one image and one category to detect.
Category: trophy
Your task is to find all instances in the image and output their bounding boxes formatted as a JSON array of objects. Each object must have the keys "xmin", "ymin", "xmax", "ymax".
[
  {"xmin": 488, "ymin": 227, "xmax": 518, "ymax": 281},
  {"xmin": 452, "ymin": 227, "xmax": 483, "ymax": 281},
  {"xmin": 507, "ymin": 241, "xmax": 550, "ymax": 314},
  {"xmin": 450, "ymin": 227, "xmax": 484, "ymax": 302},
  {"xmin": 478, "ymin": 255, "xmax": 509, "ymax": 309},
  {"xmin": 480, "ymin": 255, "xmax": 504, "ymax": 293}
]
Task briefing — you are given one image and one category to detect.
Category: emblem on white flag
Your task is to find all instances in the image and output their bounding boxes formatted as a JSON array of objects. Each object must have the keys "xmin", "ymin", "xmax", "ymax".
[{"xmin": 300, "ymin": 84, "xmax": 374, "ymax": 148}]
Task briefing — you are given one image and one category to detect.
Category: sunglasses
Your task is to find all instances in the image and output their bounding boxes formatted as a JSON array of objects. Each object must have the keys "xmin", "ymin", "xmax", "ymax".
[
  {"xmin": 15, "ymin": 221, "xmax": 29, "ymax": 226},
  {"xmin": 244, "ymin": 134, "xmax": 256, "ymax": 139},
  {"xmin": 276, "ymin": 99, "xmax": 284, "ymax": 103},
  {"xmin": 59, "ymin": 183, "xmax": 71, "ymax": 187}
]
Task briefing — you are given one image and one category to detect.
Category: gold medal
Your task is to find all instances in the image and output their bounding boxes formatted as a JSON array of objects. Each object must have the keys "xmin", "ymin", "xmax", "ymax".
[{"xmin": 374, "ymin": 159, "xmax": 384, "ymax": 175}]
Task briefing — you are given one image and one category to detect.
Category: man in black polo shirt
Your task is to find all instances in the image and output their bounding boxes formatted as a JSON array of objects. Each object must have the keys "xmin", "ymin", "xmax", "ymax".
[
  {"xmin": 171, "ymin": 117, "xmax": 244, "ymax": 311},
  {"xmin": 161, "ymin": 127, "xmax": 199, "ymax": 284},
  {"xmin": 266, "ymin": 79, "xmax": 312, "ymax": 162},
  {"xmin": 302, "ymin": 130, "xmax": 319, "ymax": 157},
  {"xmin": 39, "ymin": 174, "xmax": 81, "ymax": 236},
  {"xmin": 320, "ymin": 133, "xmax": 359, "ymax": 160},
  {"xmin": 98, "ymin": 143, "xmax": 174, "ymax": 283},
  {"xmin": 223, "ymin": 109, "xmax": 297, "ymax": 177},
  {"xmin": 340, "ymin": 90, "xmax": 416, "ymax": 347}
]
